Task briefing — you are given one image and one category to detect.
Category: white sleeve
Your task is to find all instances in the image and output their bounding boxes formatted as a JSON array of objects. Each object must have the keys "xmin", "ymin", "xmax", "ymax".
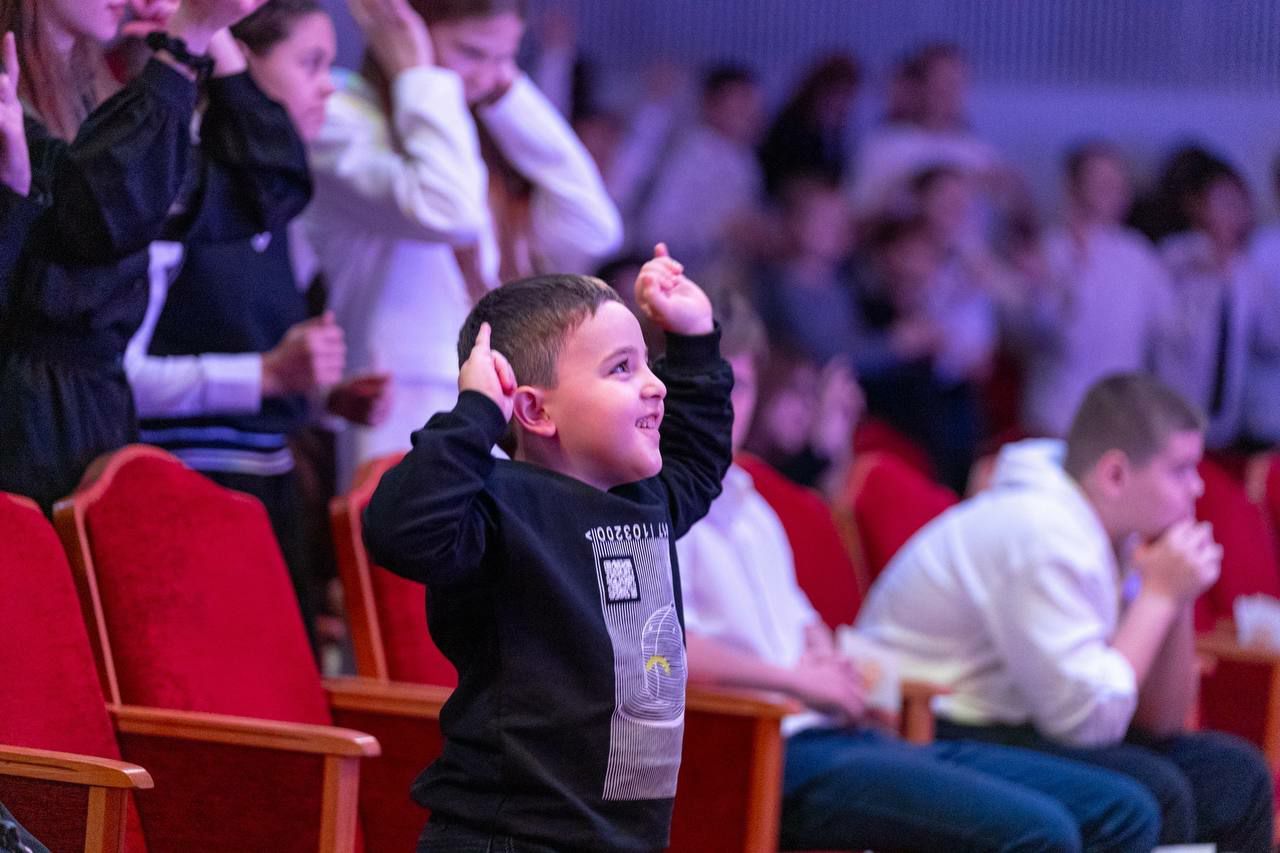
[
  {"xmin": 477, "ymin": 74, "xmax": 623, "ymax": 267},
  {"xmin": 983, "ymin": 547, "xmax": 1138, "ymax": 746},
  {"xmin": 308, "ymin": 68, "xmax": 488, "ymax": 245},
  {"xmin": 125, "ymin": 242, "xmax": 264, "ymax": 418}
]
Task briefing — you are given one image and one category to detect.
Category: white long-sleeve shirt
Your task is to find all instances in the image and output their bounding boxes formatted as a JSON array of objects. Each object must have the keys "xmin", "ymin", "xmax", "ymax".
[
  {"xmin": 303, "ymin": 66, "xmax": 621, "ymax": 474},
  {"xmin": 857, "ymin": 440, "xmax": 1139, "ymax": 747},
  {"xmin": 676, "ymin": 464, "xmax": 830, "ymax": 736}
]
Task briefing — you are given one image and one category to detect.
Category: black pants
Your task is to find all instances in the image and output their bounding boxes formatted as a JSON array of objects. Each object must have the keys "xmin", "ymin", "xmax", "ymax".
[
  {"xmin": 937, "ymin": 718, "xmax": 1274, "ymax": 852},
  {"xmin": 416, "ymin": 818, "xmax": 600, "ymax": 853}
]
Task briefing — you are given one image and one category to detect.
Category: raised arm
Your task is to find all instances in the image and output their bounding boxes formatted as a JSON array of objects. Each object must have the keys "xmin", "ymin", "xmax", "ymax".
[
  {"xmin": 197, "ymin": 38, "xmax": 313, "ymax": 236},
  {"xmin": 307, "ymin": 0, "xmax": 487, "ymax": 244},
  {"xmin": 477, "ymin": 74, "xmax": 623, "ymax": 267},
  {"xmin": 47, "ymin": 0, "xmax": 270, "ymax": 259},
  {"xmin": 363, "ymin": 323, "xmax": 513, "ymax": 584},
  {"xmin": 635, "ymin": 246, "xmax": 734, "ymax": 537}
]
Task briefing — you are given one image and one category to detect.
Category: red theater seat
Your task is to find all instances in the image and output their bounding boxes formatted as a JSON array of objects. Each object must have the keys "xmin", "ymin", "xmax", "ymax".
[
  {"xmin": 51, "ymin": 446, "xmax": 461, "ymax": 853},
  {"xmin": 842, "ymin": 452, "xmax": 958, "ymax": 589}
]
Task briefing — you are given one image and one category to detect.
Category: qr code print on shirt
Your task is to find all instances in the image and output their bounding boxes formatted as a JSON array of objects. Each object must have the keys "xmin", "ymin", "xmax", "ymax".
[{"xmin": 602, "ymin": 557, "xmax": 641, "ymax": 603}]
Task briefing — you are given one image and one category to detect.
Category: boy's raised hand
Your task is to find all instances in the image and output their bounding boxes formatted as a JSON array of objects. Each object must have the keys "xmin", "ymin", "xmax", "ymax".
[
  {"xmin": 459, "ymin": 322, "xmax": 516, "ymax": 422},
  {"xmin": 635, "ymin": 243, "xmax": 714, "ymax": 336}
]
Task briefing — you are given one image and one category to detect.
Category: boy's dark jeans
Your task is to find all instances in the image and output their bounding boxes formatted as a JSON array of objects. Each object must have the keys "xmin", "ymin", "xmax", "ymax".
[
  {"xmin": 936, "ymin": 718, "xmax": 1275, "ymax": 853},
  {"xmin": 418, "ymin": 817, "xmax": 651, "ymax": 853}
]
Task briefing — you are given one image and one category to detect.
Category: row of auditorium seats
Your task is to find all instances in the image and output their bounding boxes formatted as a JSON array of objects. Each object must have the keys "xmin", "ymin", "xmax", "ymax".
[{"xmin": 5, "ymin": 439, "xmax": 1275, "ymax": 850}]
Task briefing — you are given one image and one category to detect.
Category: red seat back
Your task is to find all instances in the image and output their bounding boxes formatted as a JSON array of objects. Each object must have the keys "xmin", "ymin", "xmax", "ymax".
[
  {"xmin": 1193, "ymin": 457, "xmax": 1280, "ymax": 767},
  {"xmin": 1194, "ymin": 458, "xmax": 1280, "ymax": 632},
  {"xmin": 853, "ymin": 417, "xmax": 934, "ymax": 481},
  {"xmin": 332, "ymin": 454, "xmax": 457, "ymax": 687},
  {"xmin": 0, "ymin": 493, "xmax": 147, "ymax": 852},
  {"xmin": 845, "ymin": 452, "xmax": 958, "ymax": 587},
  {"xmin": 55, "ymin": 447, "xmax": 331, "ymax": 724},
  {"xmin": 736, "ymin": 453, "xmax": 864, "ymax": 627}
]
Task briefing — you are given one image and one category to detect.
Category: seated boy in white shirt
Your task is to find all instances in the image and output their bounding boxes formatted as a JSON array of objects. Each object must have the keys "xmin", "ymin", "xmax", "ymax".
[
  {"xmin": 858, "ymin": 372, "xmax": 1273, "ymax": 851},
  {"xmin": 678, "ymin": 298, "xmax": 1160, "ymax": 853}
]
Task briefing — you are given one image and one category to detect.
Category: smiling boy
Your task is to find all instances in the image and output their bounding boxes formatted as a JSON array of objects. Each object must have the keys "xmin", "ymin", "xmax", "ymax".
[{"xmin": 363, "ymin": 245, "xmax": 733, "ymax": 853}]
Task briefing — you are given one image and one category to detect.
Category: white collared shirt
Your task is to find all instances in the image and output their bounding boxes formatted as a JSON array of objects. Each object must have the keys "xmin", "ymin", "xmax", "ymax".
[{"xmin": 676, "ymin": 465, "xmax": 830, "ymax": 735}]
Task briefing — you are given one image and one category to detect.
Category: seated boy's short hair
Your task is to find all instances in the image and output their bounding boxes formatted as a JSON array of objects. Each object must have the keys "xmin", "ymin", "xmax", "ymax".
[
  {"xmin": 1063, "ymin": 373, "xmax": 1206, "ymax": 478},
  {"xmin": 457, "ymin": 274, "xmax": 622, "ymax": 388}
]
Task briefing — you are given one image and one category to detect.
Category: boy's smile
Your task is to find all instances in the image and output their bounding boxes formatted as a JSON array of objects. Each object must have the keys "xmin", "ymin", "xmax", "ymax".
[{"xmin": 535, "ymin": 301, "xmax": 667, "ymax": 491}]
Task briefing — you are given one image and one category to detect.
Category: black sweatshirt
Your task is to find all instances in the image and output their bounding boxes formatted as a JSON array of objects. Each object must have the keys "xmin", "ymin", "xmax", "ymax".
[{"xmin": 364, "ymin": 330, "xmax": 734, "ymax": 853}]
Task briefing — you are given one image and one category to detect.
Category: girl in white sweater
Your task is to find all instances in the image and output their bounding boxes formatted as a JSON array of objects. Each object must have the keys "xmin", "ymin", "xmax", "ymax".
[{"xmin": 305, "ymin": 0, "xmax": 621, "ymax": 482}]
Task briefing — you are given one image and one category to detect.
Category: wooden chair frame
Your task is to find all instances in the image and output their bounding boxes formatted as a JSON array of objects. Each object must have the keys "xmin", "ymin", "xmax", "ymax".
[
  {"xmin": 0, "ymin": 744, "xmax": 152, "ymax": 853},
  {"xmin": 51, "ymin": 445, "xmax": 398, "ymax": 853}
]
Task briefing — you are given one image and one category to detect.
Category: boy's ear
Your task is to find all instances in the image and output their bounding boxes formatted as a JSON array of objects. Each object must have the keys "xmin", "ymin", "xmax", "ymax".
[{"xmin": 512, "ymin": 386, "xmax": 556, "ymax": 438}]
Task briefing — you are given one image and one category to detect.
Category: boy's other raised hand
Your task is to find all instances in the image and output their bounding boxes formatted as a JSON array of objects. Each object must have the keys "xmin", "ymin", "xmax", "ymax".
[
  {"xmin": 635, "ymin": 243, "xmax": 713, "ymax": 336},
  {"xmin": 459, "ymin": 322, "xmax": 516, "ymax": 422}
]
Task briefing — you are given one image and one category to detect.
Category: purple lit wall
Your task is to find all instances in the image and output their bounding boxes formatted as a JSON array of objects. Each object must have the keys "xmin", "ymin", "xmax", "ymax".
[{"xmin": 321, "ymin": 0, "xmax": 1280, "ymax": 213}]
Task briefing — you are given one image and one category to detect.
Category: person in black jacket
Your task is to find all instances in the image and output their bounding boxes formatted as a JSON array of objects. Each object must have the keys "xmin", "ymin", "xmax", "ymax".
[
  {"xmin": 129, "ymin": 0, "xmax": 389, "ymax": 647},
  {"xmin": 0, "ymin": 0, "xmax": 311, "ymax": 513},
  {"xmin": 364, "ymin": 244, "xmax": 733, "ymax": 853}
]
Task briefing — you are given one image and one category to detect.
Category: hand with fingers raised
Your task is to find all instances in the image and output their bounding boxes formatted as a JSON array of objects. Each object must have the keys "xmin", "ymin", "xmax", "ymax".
[
  {"xmin": 162, "ymin": 0, "xmax": 269, "ymax": 54},
  {"xmin": 0, "ymin": 32, "xmax": 29, "ymax": 197},
  {"xmin": 634, "ymin": 243, "xmax": 714, "ymax": 336},
  {"xmin": 347, "ymin": 0, "xmax": 434, "ymax": 77},
  {"xmin": 459, "ymin": 322, "xmax": 517, "ymax": 422}
]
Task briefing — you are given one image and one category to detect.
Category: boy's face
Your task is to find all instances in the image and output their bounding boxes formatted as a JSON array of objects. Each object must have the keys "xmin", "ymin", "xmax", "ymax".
[
  {"xmin": 1113, "ymin": 430, "xmax": 1205, "ymax": 541},
  {"xmin": 538, "ymin": 301, "xmax": 668, "ymax": 491}
]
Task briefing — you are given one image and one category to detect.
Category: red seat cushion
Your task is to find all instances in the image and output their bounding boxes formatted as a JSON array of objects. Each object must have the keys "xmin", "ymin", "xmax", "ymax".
[
  {"xmin": 0, "ymin": 493, "xmax": 147, "ymax": 852},
  {"xmin": 82, "ymin": 453, "xmax": 331, "ymax": 725},
  {"xmin": 847, "ymin": 453, "xmax": 958, "ymax": 586},
  {"xmin": 736, "ymin": 453, "xmax": 863, "ymax": 627}
]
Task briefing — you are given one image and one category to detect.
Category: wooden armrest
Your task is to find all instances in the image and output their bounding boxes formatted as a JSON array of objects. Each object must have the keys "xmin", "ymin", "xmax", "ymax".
[
  {"xmin": 899, "ymin": 679, "xmax": 948, "ymax": 746},
  {"xmin": 1195, "ymin": 632, "xmax": 1280, "ymax": 666},
  {"xmin": 686, "ymin": 684, "xmax": 800, "ymax": 718},
  {"xmin": 0, "ymin": 744, "xmax": 153, "ymax": 790},
  {"xmin": 109, "ymin": 705, "xmax": 380, "ymax": 758},
  {"xmin": 324, "ymin": 676, "xmax": 452, "ymax": 719}
]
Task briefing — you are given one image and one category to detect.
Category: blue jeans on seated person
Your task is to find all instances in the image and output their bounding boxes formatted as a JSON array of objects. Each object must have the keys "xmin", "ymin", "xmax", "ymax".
[
  {"xmin": 936, "ymin": 718, "xmax": 1274, "ymax": 853},
  {"xmin": 779, "ymin": 727, "xmax": 1160, "ymax": 853}
]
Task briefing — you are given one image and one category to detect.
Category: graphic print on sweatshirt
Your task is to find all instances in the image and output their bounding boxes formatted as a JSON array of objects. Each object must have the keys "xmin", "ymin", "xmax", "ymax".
[{"xmin": 587, "ymin": 522, "xmax": 686, "ymax": 800}]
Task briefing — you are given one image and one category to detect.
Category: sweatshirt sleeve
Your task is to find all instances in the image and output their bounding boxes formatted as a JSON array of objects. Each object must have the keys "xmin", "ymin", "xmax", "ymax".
[
  {"xmin": 194, "ymin": 72, "xmax": 313, "ymax": 239},
  {"xmin": 47, "ymin": 59, "xmax": 198, "ymax": 261},
  {"xmin": 649, "ymin": 328, "xmax": 735, "ymax": 539},
  {"xmin": 363, "ymin": 390, "xmax": 507, "ymax": 585},
  {"xmin": 308, "ymin": 68, "xmax": 488, "ymax": 245},
  {"xmin": 476, "ymin": 74, "xmax": 623, "ymax": 266},
  {"xmin": 983, "ymin": 543, "xmax": 1138, "ymax": 746}
]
